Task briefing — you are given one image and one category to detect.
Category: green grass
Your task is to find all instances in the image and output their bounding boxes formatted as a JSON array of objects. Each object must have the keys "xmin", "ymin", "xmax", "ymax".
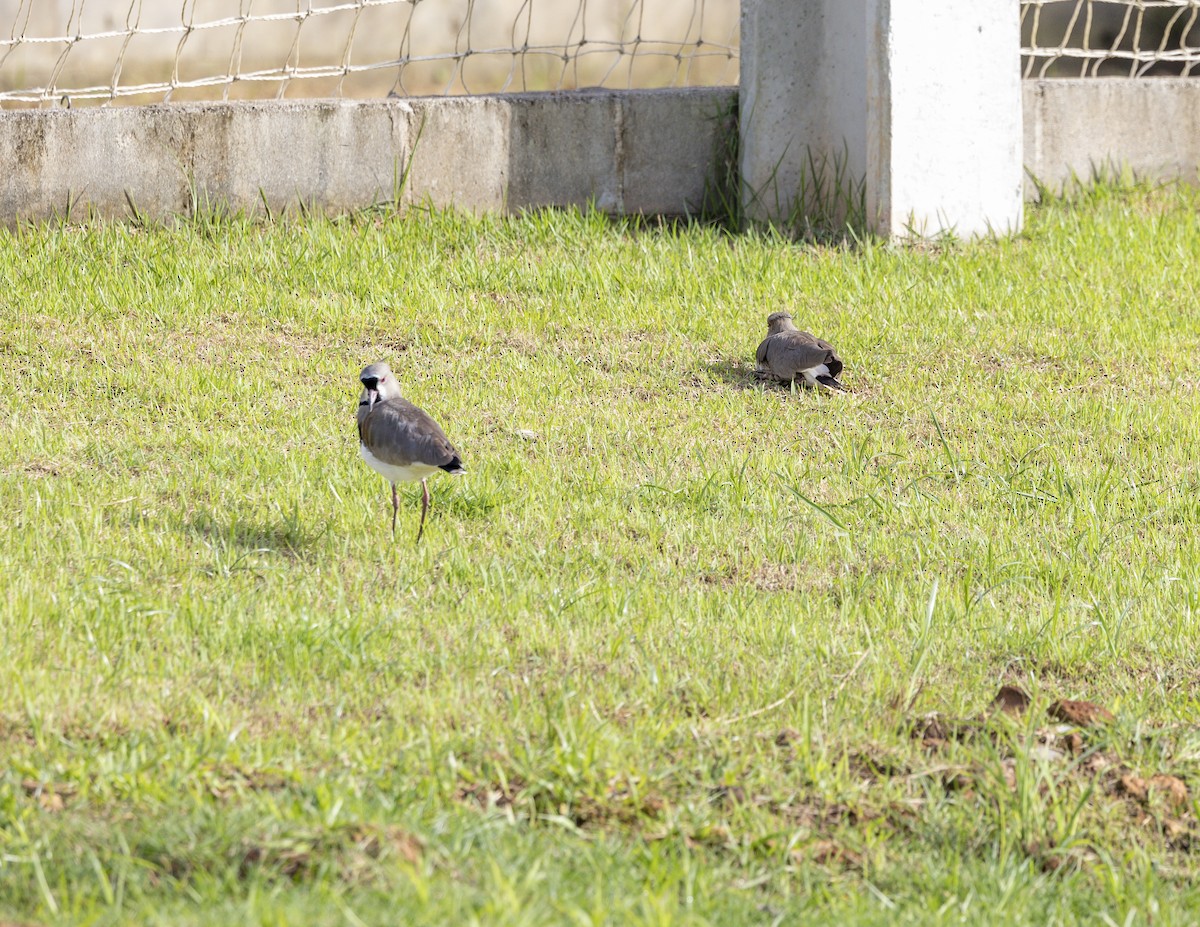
[{"xmin": 2, "ymin": 182, "xmax": 1200, "ymax": 925}]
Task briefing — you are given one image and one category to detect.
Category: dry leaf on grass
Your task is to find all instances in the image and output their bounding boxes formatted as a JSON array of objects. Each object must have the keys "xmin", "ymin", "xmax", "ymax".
[{"xmin": 1118, "ymin": 774, "xmax": 1189, "ymax": 809}]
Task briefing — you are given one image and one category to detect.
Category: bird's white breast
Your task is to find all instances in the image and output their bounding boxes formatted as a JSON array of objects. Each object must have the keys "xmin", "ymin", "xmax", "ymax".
[{"xmin": 360, "ymin": 444, "xmax": 440, "ymax": 484}]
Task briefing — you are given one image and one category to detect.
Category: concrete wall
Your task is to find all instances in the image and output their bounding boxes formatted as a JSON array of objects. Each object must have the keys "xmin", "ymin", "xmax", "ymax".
[
  {"xmin": 0, "ymin": 88, "xmax": 737, "ymax": 224},
  {"xmin": 1023, "ymin": 79, "xmax": 1200, "ymax": 192},
  {"xmin": 2, "ymin": 79, "xmax": 1200, "ymax": 225}
]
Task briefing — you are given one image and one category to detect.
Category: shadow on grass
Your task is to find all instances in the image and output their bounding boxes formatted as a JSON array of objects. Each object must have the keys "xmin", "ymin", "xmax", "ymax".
[
  {"xmin": 705, "ymin": 358, "xmax": 797, "ymax": 393},
  {"xmin": 367, "ymin": 479, "xmax": 503, "ymax": 530},
  {"xmin": 188, "ymin": 511, "xmax": 328, "ymax": 559},
  {"xmin": 428, "ymin": 481, "xmax": 503, "ymax": 519}
]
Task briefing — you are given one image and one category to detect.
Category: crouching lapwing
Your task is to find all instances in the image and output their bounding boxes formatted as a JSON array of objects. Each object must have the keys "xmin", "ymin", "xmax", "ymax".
[
  {"xmin": 755, "ymin": 312, "xmax": 847, "ymax": 391},
  {"xmin": 356, "ymin": 362, "xmax": 465, "ymax": 542}
]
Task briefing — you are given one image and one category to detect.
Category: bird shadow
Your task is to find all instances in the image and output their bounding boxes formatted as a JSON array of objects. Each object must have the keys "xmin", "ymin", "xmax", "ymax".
[
  {"xmin": 187, "ymin": 511, "xmax": 327, "ymax": 560},
  {"xmin": 380, "ymin": 479, "xmax": 502, "ymax": 527},
  {"xmin": 705, "ymin": 358, "xmax": 803, "ymax": 393}
]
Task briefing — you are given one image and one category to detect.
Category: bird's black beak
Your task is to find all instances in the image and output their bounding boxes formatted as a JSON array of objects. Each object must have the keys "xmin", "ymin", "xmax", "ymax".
[{"xmin": 361, "ymin": 376, "xmax": 380, "ymax": 411}]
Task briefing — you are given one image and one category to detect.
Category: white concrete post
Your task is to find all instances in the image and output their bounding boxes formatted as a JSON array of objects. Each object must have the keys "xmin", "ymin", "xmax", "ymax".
[{"xmin": 740, "ymin": 0, "xmax": 1023, "ymax": 238}]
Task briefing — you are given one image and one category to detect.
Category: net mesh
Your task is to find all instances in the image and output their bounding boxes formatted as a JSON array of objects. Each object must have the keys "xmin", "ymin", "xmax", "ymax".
[
  {"xmin": 1022, "ymin": 0, "xmax": 1200, "ymax": 77},
  {"xmin": 0, "ymin": 0, "xmax": 740, "ymax": 108},
  {"xmin": 5, "ymin": 1, "xmax": 1192, "ymax": 107}
]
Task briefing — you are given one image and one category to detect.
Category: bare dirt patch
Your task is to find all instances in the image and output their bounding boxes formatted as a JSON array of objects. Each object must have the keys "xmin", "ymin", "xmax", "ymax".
[
  {"xmin": 1048, "ymin": 699, "xmax": 1115, "ymax": 727},
  {"xmin": 991, "ymin": 684, "xmax": 1031, "ymax": 715}
]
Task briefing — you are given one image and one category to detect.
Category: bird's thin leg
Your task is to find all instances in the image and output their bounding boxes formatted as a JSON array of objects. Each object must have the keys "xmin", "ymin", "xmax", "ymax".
[
  {"xmin": 391, "ymin": 483, "xmax": 398, "ymax": 538},
  {"xmin": 416, "ymin": 478, "xmax": 430, "ymax": 544}
]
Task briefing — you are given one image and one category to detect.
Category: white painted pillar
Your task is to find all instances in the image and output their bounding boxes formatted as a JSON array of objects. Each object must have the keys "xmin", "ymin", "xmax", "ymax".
[{"xmin": 740, "ymin": 0, "xmax": 1023, "ymax": 238}]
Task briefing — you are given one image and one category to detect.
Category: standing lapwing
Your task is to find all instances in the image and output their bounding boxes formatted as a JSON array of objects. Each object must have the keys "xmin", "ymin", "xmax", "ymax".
[
  {"xmin": 755, "ymin": 312, "xmax": 847, "ymax": 391},
  {"xmin": 356, "ymin": 362, "xmax": 465, "ymax": 542}
]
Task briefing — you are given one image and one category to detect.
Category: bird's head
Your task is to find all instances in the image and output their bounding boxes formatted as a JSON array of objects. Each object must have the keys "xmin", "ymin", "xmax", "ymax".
[
  {"xmin": 358, "ymin": 362, "xmax": 402, "ymax": 412},
  {"xmin": 766, "ymin": 311, "xmax": 799, "ymax": 335}
]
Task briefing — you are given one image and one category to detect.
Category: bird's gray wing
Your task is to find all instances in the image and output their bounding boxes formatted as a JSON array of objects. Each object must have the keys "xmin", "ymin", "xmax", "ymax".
[
  {"xmin": 787, "ymin": 331, "xmax": 842, "ymax": 376},
  {"xmin": 812, "ymin": 337, "xmax": 843, "ymax": 376},
  {"xmin": 767, "ymin": 332, "xmax": 832, "ymax": 378},
  {"xmin": 359, "ymin": 399, "xmax": 462, "ymax": 470},
  {"xmin": 807, "ymin": 334, "xmax": 839, "ymax": 356},
  {"xmin": 755, "ymin": 336, "xmax": 771, "ymax": 367},
  {"xmin": 792, "ymin": 330, "xmax": 833, "ymax": 351}
]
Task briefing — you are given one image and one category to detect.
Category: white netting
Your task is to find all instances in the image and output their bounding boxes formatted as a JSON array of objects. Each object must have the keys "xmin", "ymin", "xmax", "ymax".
[
  {"xmin": 1022, "ymin": 0, "xmax": 1200, "ymax": 76},
  {"xmin": 0, "ymin": 0, "xmax": 739, "ymax": 107}
]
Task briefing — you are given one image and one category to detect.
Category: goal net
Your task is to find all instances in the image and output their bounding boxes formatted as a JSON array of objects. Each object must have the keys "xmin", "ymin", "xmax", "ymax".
[
  {"xmin": 7, "ymin": 1, "xmax": 1192, "ymax": 109},
  {"xmin": 0, "ymin": 0, "xmax": 740, "ymax": 107},
  {"xmin": 1023, "ymin": 0, "xmax": 1200, "ymax": 77}
]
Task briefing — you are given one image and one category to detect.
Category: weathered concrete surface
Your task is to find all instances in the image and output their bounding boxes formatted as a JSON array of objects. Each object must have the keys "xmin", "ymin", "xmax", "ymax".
[
  {"xmin": 621, "ymin": 90, "xmax": 736, "ymax": 216},
  {"xmin": 868, "ymin": 0, "xmax": 1024, "ymax": 237},
  {"xmin": 739, "ymin": 0, "xmax": 866, "ymax": 224},
  {"xmin": 1023, "ymin": 79, "xmax": 1200, "ymax": 195},
  {"xmin": 504, "ymin": 94, "xmax": 618, "ymax": 211},
  {"xmin": 0, "ymin": 88, "xmax": 737, "ymax": 224},
  {"xmin": 409, "ymin": 90, "xmax": 737, "ymax": 215},
  {"xmin": 405, "ymin": 97, "xmax": 511, "ymax": 212},
  {"xmin": 0, "ymin": 108, "xmax": 192, "ymax": 220},
  {"xmin": 7, "ymin": 79, "xmax": 1200, "ymax": 227},
  {"xmin": 191, "ymin": 104, "xmax": 408, "ymax": 213}
]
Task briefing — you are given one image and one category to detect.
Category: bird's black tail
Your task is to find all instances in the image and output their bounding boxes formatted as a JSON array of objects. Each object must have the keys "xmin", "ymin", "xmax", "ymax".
[{"xmin": 816, "ymin": 375, "xmax": 847, "ymax": 392}]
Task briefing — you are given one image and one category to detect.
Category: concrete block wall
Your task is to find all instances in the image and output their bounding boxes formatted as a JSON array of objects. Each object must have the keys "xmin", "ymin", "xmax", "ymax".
[
  {"xmin": 1023, "ymin": 79, "xmax": 1200, "ymax": 191},
  {"xmin": 2, "ymin": 80, "xmax": 1200, "ymax": 227},
  {"xmin": 0, "ymin": 88, "xmax": 737, "ymax": 225}
]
